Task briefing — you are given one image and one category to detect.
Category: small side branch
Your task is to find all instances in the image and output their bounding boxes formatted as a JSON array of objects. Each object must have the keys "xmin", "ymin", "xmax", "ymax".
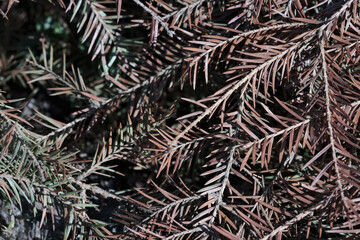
[
  {"xmin": 0, "ymin": 111, "xmax": 46, "ymax": 182},
  {"xmin": 131, "ymin": 0, "xmax": 174, "ymax": 37},
  {"xmin": 139, "ymin": 195, "xmax": 202, "ymax": 225},
  {"xmin": 209, "ymin": 147, "xmax": 236, "ymax": 225},
  {"xmin": 172, "ymin": 41, "xmax": 304, "ymax": 144},
  {"xmin": 320, "ymin": 38, "xmax": 348, "ymax": 207},
  {"xmin": 260, "ymin": 200, "xmax": 326, "ymax": 240},
  {"xmin": 165, "ymin": 225, "xmax": 207, "ymax": 240}
]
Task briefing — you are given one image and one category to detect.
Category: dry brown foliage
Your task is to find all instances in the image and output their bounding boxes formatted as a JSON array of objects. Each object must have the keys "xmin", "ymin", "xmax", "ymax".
[{"xmin": 1, "ymin": 0, "xmax": 360, "ymax": 239}]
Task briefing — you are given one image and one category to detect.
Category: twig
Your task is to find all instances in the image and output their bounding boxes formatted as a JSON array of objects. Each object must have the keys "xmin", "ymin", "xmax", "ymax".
[
  {"xmin": 139, "ymin": 195, "xmax": 202, "ymax": 225},
  {"xmin": 172, "ymin": 40, "xmax": 305, "ymax": 144},
  {"xmin": 131, "ymin": 0, "xmax": 174, "ymax": 37},
  {"xmin": 209, "ymin": 147, "xmax": 236, "ymax": 225},
  {"xmin": 165, "ymin": 225, "xmax": 207, "ymax": 240},
  {"xmin": 260, "ymin": 200, "xmax": 326, "ymax": 240},
  {"xmin": 73, "ymin": 180, "xmax": 127, "ymax": 202},
  {"xmin": 37, "ymin": 59, "xmax": 182, "ymax": 143},
  {"xmin": 235, "ymin": 119, "xmax": 310, "ymax": 151},
  {"xmin": 173, "ymin": 0, "xmax": 354, "ymax": 145},
  {"xmin": 0, "ymin": 111, "xmax": 46, "ymax": 182},
  {"xmin": 189, "ymin": 23, "xmax": 307, "ymax": 68},
  {"xmin": 320, "ymin": 37, "xmax": 348, "ymax": 208},
  {"xmin": 237, "ymin": 150, "xmax": 297, "ymax": 237},
  {"xmin": 162, "ymin": 0, "xmax": 204, "ymax": 21}
]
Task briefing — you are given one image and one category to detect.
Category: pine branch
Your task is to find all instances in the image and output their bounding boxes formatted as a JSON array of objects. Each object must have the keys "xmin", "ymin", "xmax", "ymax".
[
  {"xmin": 236, "ymin": 119, "xmax": 310, "ymax": 151},
  {"xmin": 172, "ymin": 40, "xmax": 305, "ymax": 144},
  {"xmin": 260, "ymin": 199, "xmax": 326, "ymax": 240},
  {"xmin": 172, "ymin": 0, "xmax": 354, "ymax": 144},
  {"xmin": 188, "ymin": 22, "xmax": 307, "ymax": 68},
  {"xmin": 37, "ymin": 59, "xmax": 182, "ymax": 143},
  {"xmin": 165, "ymin": 225, "xmax": 207, "ymax": 240},
  {"xmin": 2, "ymin": 0, "xmax": 360, "ymax": 238},
  {"xmin": 26, "ymin": 59, "xmax": 103, "ymax": 105},
  {"xmin": 209, "ymin": 147, "xmax": 236, "ymax": 225},
  {"xmin": 138, "ymin": 194, "xmax": 202, "ymax": 225},
  {"xmin": 131, "ymin": 0, "xmax": 174, "ymax": 37},
  {"xmin": 161, "ymin": 0, "xmax": 205, "ymax": 22},
  {"xmin": 237, "ymin": 151, "xmax": 298, "ymax": 237},
  {"xmin": 320, "ymin": 37, "xmax": 348, "ymax": 208},
  {"xmin": 0, "ymin": 110, "xmax": 46, "ymax": 182}
]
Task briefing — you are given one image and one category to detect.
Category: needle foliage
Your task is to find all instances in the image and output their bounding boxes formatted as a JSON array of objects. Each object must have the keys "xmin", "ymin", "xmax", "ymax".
[{"xmin": 1, "ymin": 0, "xmax": 360, "ymax": 239}]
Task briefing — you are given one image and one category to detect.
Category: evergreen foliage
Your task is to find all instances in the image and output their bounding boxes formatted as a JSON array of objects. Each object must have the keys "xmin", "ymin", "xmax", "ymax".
[{"xmin": 1, "ymin": 0, "xmax": 360, "ymax": 239}]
